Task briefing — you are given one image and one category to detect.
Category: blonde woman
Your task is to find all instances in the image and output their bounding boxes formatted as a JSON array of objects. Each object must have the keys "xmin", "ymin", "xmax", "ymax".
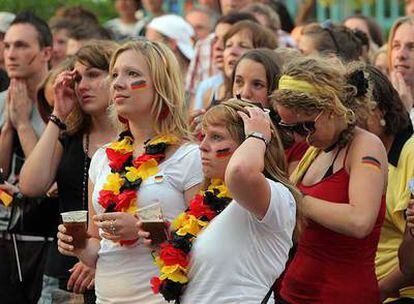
[
  {"xmin": 273, "ymin": 56, "xmax": 387, "ymax": 303},
  {"xmin": 57, "ymin": 39, "xmax": 203, "ymax": 303},
  {"xmin": 178, "ymin": 99, "xmax": 300, "ymax": 303}
]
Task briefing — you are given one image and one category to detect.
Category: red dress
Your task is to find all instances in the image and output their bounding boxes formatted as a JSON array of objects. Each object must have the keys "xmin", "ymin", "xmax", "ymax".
[{"xmin": 280, "ymin": 152, "xmax": 385, "ymax": 304}]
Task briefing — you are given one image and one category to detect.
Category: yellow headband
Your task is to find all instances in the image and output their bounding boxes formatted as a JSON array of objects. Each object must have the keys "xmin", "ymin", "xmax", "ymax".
[{"xmin": 278, "ymin": 75, "xmax": 320, "ymax": 95}]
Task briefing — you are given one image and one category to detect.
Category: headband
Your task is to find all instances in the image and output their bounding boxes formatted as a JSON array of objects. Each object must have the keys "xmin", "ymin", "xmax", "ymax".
[{"xmin": 278, "ymin": 75, "xmax": 320, "ymax": 95}]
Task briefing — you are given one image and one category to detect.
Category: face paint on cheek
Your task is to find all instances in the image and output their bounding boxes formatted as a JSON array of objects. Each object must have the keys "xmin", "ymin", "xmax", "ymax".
[
  {"xmin": 131, "ymin": 80, "xmax": 147, "ymax": 91},
  {"xmin": 215, "ymin": 148, "xmax": 233, "ymax": 158}
]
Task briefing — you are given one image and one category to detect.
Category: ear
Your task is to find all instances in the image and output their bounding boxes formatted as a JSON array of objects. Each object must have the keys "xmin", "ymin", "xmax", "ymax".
[
  {"xmin": 167, "ymin": 39, "xmax": 178, "ymax": 53},
  {"xmin": 41, "ymin": 46, "xmax": 53, "ymax": 63}
]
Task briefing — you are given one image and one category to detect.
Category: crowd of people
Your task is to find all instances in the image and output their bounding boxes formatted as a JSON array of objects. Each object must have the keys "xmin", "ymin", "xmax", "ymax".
[{"xmin": 0, "ymin": 0, "xmax": 413, "ymax": 303}]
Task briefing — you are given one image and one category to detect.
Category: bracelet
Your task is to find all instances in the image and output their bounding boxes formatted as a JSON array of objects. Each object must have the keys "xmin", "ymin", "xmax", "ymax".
[
  {"xmin": 49, "ymin": 114, "xmax": 67, "ymax": 131},
  {"xmin": 246, "ymin": 132, "xmax": 270, "ymax": 146}
]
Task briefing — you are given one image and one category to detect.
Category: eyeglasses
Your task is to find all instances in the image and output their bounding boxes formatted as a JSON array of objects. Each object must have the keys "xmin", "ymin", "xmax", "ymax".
[
  {"xmin": 278, "ymin": 111, "xmax": 323, "ymax": 136},
  {"xmin": 320, "ymin": 20, "xmax": 340, "ymax": 53}
]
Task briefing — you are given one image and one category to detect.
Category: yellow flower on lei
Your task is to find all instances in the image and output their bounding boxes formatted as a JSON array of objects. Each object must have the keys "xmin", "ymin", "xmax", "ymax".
[
  {"xmin": 159, "ymin": 265, "xmax": 188, "ymax": 284},
  {"xmin": 206, "ymin": 179, "xmax": 232, "ymax": 199},
  {"xmin": 173, "ymin": 213, "xmax": 208, "ymax": 236},
  {"xmin": 109, "ymin": 136, "xmax": 134, "ymax": 153},
  {"xmin": 148, "ymin": 135, "xmax": 179, "ymax": 146},
  {"xmin": 103, "ymin": 173, "xmax": 124, "ymax": 194},
  {"xmin": 125, "ymin": 159, "xmax": 159, "ymax": 182}
]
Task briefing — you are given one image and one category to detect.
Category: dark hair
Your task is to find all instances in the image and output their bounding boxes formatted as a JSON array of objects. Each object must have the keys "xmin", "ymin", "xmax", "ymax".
[
  {"xmin": 343, "ymin": 15, "xmax": 384, "ymax": 47},
  {"xmin": 223, "ymin": 20, "xmax": 278, "ymax": 50},
  {"xmin": 232, "ymin": 48, "xmax": 281, "ymax": 95},
  {"xmin": 11, "ymin": 11, "xmax": 52, "ymax": 48},
  {"xmin": 268, "ymin": 1, "xmax": 294, "ymax": 33},
  {"xmin": 68, "ymin": 23, "xmax": 112, "ymax": 41},
  {"xmin": 215, "ymin": 11, "xmax": 257, "ymax": 28},
  {"xmin": 302, "ymin": 22, "xmax": 362, "ymax": 62},
  {"xmin": 51, "ymin": 5, "xmax": 99, "ymax": 26},
  {"xmin": 364, "ymin": 64, "xmax": 411, "ymax": 135},
  {"xmin": 49, "ymin": 18, "xmax": 76, "ymax": 33}
]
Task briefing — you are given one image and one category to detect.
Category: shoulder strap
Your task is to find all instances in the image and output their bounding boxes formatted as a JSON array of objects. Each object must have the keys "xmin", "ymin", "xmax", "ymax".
[{"xmin": 261, "ymin": 279, "xmax": 279, "ymax": 304}]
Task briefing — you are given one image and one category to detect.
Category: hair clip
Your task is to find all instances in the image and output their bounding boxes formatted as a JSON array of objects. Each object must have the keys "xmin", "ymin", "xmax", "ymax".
[{"xmin": 236, "ymin": 93, "xmax": 241, "ymax": 100}]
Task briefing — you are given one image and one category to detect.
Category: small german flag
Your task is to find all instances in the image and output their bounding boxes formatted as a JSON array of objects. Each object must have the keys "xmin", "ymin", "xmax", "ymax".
[
  {"xmin": 0, "ymin": 190, "xmax": 12, "ymax": 207},
  {"xmin": 131, "ymin": 80, "xmax": 147, "ymax": 91},
  {"xmin": 216, "ymin": 148, "xmax": 232, "ymax": 158},
  {"xmin": 361, "ymin": 156, "xmax": 381, "ymax": 172}
]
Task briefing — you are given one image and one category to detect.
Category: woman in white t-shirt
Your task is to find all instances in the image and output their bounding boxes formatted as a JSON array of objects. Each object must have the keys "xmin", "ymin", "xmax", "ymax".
[
  {"xmin": 180, "ymin": 99, "xmax": 301, "ymax": 304},
  {"xmin": 57, "ymin": 39, "xmax": 203, "ymax": 303}
]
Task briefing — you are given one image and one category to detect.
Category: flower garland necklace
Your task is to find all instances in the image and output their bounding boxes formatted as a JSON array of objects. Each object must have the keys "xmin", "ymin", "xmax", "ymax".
[
  {"xmin": 97, "ymin": 130, "xmax": 178, "ymax": 245},
  {"xmin": 150, "ymin": 179, "xmax": 232, "ymax": 302}
]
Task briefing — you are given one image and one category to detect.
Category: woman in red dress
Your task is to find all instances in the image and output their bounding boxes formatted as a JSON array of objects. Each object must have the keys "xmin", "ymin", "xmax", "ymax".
[{"xmin": 272, "ymin": 56, "xmax": 387, "ymax": 304}]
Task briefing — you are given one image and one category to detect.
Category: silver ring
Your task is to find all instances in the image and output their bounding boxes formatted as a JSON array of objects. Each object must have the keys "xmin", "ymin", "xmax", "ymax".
[{"xmin": 110, "ymin": 220, "xmax": 116, "ymax": 235}]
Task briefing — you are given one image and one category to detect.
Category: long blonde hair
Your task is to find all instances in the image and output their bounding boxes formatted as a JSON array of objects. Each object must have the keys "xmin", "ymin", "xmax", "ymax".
[
  {"xmin": 387, "ymin": 16, "xmax": 414, "ymax": 72},
  {"xmin": 108, "ymin": 39, "xmax": 191, "ymax": 140},
  {"xmin": 202, "ymin": 98, "xmax": 303, "ymax": 237}
]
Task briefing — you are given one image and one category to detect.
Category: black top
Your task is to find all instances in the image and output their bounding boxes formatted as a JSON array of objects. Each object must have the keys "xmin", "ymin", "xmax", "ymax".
[{"xmin": 45, "ymin": 132, "xmax": 91, "ymax": 280}]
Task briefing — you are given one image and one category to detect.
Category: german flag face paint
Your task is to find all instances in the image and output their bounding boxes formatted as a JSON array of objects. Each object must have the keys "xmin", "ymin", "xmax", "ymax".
[
  {"xmin": 131, "ymin": 80, "xmax": 147, "ymax": 91},
  {"xmin": 361, "ymin": 156, "xmax": 382, "ymax": 173},
  {"xmin": 215, "ymin": 148, "xmax": 232, "ymax": 158}
]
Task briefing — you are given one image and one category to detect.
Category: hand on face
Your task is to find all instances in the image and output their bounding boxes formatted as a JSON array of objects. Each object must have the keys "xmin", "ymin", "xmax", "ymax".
[
  {"xmin": 8, "ymin": 78, "xmax": 32, "ymax": 129},
  {"xmin": 52, "ymin": 70, "xmax": 78, "ymax": 120},
  {"xmin": 237, "ymin": 107, "xmax": 272, "ymax": 141},
  {"xmin": 390, "ymin": 71, "xmax": 414, "ymax": 112}
]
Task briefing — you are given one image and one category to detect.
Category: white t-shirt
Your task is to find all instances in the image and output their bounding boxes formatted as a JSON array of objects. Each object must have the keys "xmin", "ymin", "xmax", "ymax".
[
  {"xmin": 181, "ymin": 179, "xmax": 296, "ymax": 304},
  {"xmin": 89, "ymin": 143, "xmax": 203, "ymax": 304}
]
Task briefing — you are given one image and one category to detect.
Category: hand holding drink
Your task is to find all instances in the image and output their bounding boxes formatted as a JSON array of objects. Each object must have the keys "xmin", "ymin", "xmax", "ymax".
[
  {"xmin": 137, "ymin": 202, "xmax": 168, "ymax": 245},
  {"xmin": 61, "ymin": 210, "xmax": 88, "ymax": 249}
]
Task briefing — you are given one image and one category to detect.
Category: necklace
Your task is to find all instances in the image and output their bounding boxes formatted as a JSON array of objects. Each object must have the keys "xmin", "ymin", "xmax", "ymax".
[
  {"xmin": 82, "ymin": 132, "xmax": 90, "ymax": 210},
  {"xmin": 151, "ymin": 179, "xmax": 232, "ymax": 302},
  {"xmin": 97, "ymin": 130, "xmax": 178, "ymax": 245}
]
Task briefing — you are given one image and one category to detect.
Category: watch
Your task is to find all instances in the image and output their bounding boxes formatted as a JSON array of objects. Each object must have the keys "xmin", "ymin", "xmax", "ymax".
[{"xmin": 246, "ymin": 131, "xmax": 270, "ymax": 146}]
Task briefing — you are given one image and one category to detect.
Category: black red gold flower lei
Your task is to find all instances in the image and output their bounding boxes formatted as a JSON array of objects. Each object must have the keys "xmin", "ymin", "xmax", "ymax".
[
  {"xmin": 97, "ymin": 130, "xmax": 178, "ymax": 245},
  {"xmin": 151, "ymin": 180, "xmax": 232, "ymax": 302}
]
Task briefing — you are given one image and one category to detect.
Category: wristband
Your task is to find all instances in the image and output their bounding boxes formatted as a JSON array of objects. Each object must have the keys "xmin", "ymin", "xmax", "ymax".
[
  {"xmin": 49, "ymin": 114, "xmax": 67, "ymax": 131},
  {"xmin": 246, "ymin": 131, "xmax": 270, "ymax": 146}
]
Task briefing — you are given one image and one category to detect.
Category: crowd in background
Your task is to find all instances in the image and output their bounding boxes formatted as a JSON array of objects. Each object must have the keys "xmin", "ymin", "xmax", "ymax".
[{"xmin": 0, "ymin": 0, "xmax": 413, "ymax": 303}]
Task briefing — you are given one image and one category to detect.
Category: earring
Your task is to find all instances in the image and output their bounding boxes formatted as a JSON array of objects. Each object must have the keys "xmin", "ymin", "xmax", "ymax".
[{"xmin": 380, "ymin": 119, "xmax": 386, "ymax": 127}]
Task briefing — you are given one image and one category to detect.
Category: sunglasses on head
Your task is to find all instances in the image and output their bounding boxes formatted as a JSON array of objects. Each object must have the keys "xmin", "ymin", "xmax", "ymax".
[{"xmin": 278, "ymin": 111, "xmax": 323, "ymax": 136}]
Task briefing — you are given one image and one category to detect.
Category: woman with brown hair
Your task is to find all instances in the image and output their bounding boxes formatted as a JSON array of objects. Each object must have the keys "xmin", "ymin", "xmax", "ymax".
[
  {"xmin": 273, "ymin": 56, "xmax": 387, "ymax": 303},
  {"xmin": 18, "ymin": 40, "xmax": 118, "ymax": 302},
  {"xmin": 201, "ymin": 20, "xmax": 278, "ymax": 109},
  {"xmin": 56, "ymin": 39, "xmax": 203, "ymax": 303}
]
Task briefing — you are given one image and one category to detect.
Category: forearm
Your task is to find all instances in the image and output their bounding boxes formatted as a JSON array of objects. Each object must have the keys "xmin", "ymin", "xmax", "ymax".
[
  {"xmin": 379, "ymin": 266, "xmax": 414, "ymax": 299},
  {"xmin": 0, "ymin": 123, "xmax": 15, "ymax": 177},
  {"xmin": 303, "ymin": 195, "xmax": 375, "ymax": 238},
  {"xmin": 399, "ymin": 228, "xmax": 414, "ymax": 276},
  {"xmin": 16, "ymin": 123, "xmax": 39, "ymax": 158},
  {"xmin": 78, "ymin": 237, "xmax": 100, "ymax": 268},
  {"xmin": 226, "ymin": 137, "xmax": 265, "ymax": 179},
  {"xmin": 19, "ymin": 122, "xmax": 62, "ymax": 196}
]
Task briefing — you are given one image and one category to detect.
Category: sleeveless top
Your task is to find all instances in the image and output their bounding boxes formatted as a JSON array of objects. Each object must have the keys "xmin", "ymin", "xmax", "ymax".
[{"xmin": 280, "ymin": 147, "xmax": 385, "ymax": 304}]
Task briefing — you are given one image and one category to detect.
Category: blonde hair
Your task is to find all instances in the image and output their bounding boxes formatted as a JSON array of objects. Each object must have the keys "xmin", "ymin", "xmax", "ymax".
[
  {"xmin": 65, "ymin": 40, "xmax": 118, "ymax": 135},
  {"xmin": 202, "ymin": 98, "xmax": 303, "ymax": 238},
  {"xmin": 108, "ymin": 39, "xmax": 191, "ymax": 140},
  {"xmin": 387, "ymin": 16, "xmax": 414, "ymax": 71},
  {"xmin": 272, "ymin": 56, "xmax": 373, "ymax": 147}
]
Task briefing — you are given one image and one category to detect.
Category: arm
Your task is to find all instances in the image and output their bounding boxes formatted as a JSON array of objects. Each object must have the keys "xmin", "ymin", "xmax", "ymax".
[
  {"xmin": 379, "ymin": 262, "xmax": 414, "ymax": 301},
  {"xmin": 399, "ymin": 199, "xmax": 414, "ymax": 276},
  {"xmin": 302, "ymin": 131, "xmax": 387, "ymax": 238},
  {"xmin": 226, "ymin": 107, "xmax": 272, "ymax": 219},
  {"xmin": 19, "ymin": 121, "xmax": 63, "ymax": 196},
  {"xmin": 0, "ymin": 121, "xmax": 14, "ymax": 178},
  {"xmin": 20, "ymin": 70, "xmax": 80, "ymax": 196}
]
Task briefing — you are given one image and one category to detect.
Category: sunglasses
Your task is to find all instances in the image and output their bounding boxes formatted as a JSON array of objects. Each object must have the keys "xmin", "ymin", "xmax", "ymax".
[
  {"xmin": 278, "ymin": 111, "xmax": 323, "ymax": 136},
  {"xmin": 320, "ymin": 20, "xmax": 340, "ymax": 53}
]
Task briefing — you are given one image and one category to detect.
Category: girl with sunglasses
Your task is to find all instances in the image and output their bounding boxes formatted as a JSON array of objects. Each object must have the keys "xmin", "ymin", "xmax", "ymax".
[{"xmin": 272, "ymin": 56, "xmax": 387, "ymax": 303}]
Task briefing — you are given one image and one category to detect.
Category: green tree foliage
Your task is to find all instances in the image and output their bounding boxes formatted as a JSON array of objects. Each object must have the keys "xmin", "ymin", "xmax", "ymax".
[{"xmin": 0, "ymin": 0, "xmax": 117, "ymax": 24}]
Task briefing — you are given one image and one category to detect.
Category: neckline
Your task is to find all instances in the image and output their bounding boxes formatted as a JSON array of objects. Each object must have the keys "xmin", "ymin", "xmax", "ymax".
[{"xmin": 300, "ymin": 167, "xmax": 348, "ymax": 188}]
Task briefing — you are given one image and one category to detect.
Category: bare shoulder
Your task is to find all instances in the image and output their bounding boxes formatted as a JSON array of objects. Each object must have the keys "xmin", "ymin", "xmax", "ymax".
[{"xmin": 348, "ymin": 127, "xmax": 387, "ymax": 164}]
